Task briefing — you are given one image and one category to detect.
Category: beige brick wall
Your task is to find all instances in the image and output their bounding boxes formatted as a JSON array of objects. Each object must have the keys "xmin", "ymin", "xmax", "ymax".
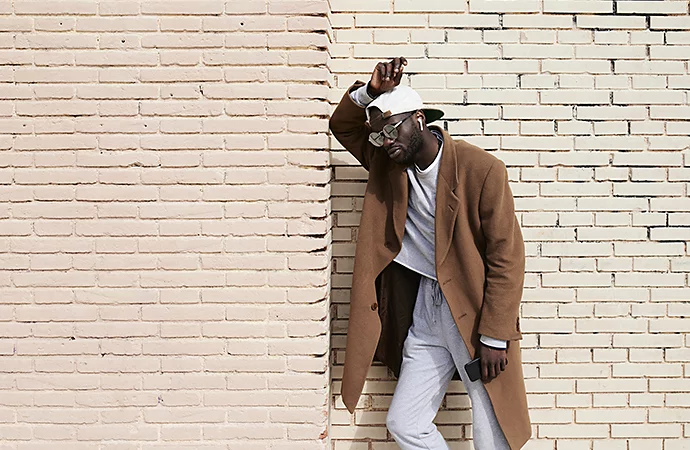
[
  {"xmin": 2, "ymin": 0, "xmax": 689, "ymax": 448},
  {"xmin": 328, "ymin": 1, "xmax": 690, "ymax": 449},
  {"xmin": 1, "ymin": 1, "xmax": 332, "ymax": 449}
]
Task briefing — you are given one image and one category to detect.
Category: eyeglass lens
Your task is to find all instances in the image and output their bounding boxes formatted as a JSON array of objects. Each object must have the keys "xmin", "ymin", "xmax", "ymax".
[{"xmin": 369, "ymin": 124, "xmax": 399, "ymax": 147}]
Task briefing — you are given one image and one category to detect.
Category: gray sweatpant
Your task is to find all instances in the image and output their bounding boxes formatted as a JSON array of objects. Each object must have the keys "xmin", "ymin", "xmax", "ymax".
[{"xmin": 386, "ymin": 276, "xmax": 510, "ymax": 450}]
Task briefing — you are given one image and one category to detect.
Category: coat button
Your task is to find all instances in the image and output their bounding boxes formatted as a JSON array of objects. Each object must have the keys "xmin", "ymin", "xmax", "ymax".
[{"xmin": 370, "ymin": 303, "xmax": 378, "ymax": 311}]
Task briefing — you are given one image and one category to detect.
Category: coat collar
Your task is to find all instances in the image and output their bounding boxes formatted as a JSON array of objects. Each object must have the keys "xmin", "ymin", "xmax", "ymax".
[{"xmin": 432, "ymin": 126, "xmax": 459, "ymax": 192}]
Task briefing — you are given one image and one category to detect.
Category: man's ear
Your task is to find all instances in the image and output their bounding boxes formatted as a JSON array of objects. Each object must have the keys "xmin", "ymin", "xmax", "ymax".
[{"xmin": 416, "ymin": 111, "xmax": 426, "ymax": 129}]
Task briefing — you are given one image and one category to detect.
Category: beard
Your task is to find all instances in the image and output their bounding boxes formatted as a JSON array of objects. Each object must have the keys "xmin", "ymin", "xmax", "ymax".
[{"xmin": 396, "ymin": 125, "xmax": 424, "ymax": 166}]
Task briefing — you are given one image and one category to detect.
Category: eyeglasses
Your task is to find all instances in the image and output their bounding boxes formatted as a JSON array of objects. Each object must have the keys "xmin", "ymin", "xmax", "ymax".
[{"xmin": 368, "ymin": 112, "xmax": 416, "ymax": 147}]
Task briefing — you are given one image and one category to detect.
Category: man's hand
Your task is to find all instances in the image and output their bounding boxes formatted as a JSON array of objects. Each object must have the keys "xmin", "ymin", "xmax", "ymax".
[
  {"xmin": 368, "ymin": 57, "xmax": 407, "ymax": 97},
  {"xmin": 478, "ymin": 343, "xmax": 508, "ymax": 383}
]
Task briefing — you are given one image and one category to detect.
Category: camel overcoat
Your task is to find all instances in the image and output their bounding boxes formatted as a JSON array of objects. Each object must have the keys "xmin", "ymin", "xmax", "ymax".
[{"xmin": 329, "ymin": 82, "xmax": 532, "ymax": 450}]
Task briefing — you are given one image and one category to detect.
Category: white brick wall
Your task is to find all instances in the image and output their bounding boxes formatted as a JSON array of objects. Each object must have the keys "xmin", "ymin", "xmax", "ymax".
[
  {"xmin": 329, "ymin": 1, "xmax": 690, "ymax": 449},
  {"xmin": 1, "ymin": 0, "xmax": 689, "ymax": 448},
  {"xmin": 1, "ymin": 1, "xmax": 332, "ymax": 449}
]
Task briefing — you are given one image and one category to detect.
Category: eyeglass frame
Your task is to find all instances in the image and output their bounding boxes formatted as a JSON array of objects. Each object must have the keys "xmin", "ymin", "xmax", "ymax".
[{"xmin": 368, "ymin": 111, "xmax": 417, "ymax": 148}]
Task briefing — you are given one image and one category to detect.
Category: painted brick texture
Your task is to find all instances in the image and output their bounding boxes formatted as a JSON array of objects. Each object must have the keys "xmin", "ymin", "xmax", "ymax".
[
  {"xmin": 1, "ymin": 1, "xmax": 332, "ymax": 449},
  {"xmin": 329, "ymin": 1, "xmax": 690, "ymax": 449},
  {"xmin": 1, "ymin": 0, "xmax": 689, "ymax": 448}
]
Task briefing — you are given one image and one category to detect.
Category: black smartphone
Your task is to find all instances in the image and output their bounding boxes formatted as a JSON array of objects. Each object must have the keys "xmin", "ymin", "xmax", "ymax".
[{"xmin": 464, "ymin": 357, "xmax": 481, "ymax": 382}]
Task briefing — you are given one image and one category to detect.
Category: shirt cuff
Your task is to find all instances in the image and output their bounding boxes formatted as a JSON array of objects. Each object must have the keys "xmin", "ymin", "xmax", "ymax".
[
  {"xmin": 349, "ymin": 82, "xmax": 376, "ymax": 107},
  {"xmin": 480, "ymin": 335, "xmax": 508, "ymax": 349}
]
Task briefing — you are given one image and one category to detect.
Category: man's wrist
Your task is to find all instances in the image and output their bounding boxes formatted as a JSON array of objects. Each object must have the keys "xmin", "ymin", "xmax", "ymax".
[
  {"xmin": 366, "ymin": 82, "xmax": 383, "ymax": 98},
  {"xmin": 479, "ymin": 334, "xmax": 508, "ymax": 350},
  {"xmin": 481, "ymin": 342, "xmax": 507, "ymax": 351}
]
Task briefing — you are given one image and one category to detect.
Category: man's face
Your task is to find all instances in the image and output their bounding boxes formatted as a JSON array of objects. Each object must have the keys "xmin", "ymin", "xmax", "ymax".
[{"xmin": 369, "ymin": 108, "xmax": 424, "ymax": 166}]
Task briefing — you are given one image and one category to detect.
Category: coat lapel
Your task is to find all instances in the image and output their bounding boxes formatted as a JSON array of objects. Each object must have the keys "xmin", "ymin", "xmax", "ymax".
[
  {"xmin": 385, "ymin": 128, "xmax": 460, "ymax": 267},
  {"xmin": 435, "ymin": 128, "xmax": 460, "ymax": 269}
]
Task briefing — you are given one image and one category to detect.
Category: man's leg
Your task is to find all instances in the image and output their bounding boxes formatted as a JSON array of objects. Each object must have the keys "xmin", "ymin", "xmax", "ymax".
[
  {"xmin": 437, "ymin": 286, "xmax": 510, "ymax": 450},
  {"xmin": 386, "ymin": 277, "xmax": 457, "ymax": 450}
]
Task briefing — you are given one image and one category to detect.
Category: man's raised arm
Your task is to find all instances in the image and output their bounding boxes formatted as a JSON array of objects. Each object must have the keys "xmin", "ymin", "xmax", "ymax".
[{"xmin": 328, "ymin": 57, "xmax": 407, "ymax": 171}]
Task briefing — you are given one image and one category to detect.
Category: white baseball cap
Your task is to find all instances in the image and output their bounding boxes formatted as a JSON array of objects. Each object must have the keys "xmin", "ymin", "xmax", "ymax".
[{"xmin": 365, "ymin": 85, "xmax": 444, "ymax": 125}]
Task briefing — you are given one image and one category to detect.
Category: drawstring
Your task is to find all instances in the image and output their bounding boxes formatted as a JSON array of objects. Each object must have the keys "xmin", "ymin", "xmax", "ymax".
[
  {"xmin": 421, "ymin": 277, "xmax": 443, "ymax": 325},
  {"xmin": 432, "ymin": 281, "xmax": 443, "ymax": 306}
]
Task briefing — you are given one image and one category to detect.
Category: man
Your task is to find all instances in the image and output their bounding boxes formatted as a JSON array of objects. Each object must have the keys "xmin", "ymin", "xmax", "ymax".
[{"xmin": 329, "ymin": 57, "xmax": 531, "ymax": 450}]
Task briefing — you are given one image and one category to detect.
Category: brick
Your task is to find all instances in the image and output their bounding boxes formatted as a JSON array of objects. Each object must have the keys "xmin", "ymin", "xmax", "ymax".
[
  {"xmin": 544, "ymin": 1, "xmax": 613, "ymax": 13},
  {"xmin": 576, "ymin": 45, "xmax": 645, "ymax": 59},
  {"xmin": 76, "ymin": 17, "xmax": 158, "ymax": 32},
  {"xmin": 619, "ymin": 1, "xmax": 689, "ymax": 14},
  {"xmin": 470, "ymin": 0, "xmax": 540, "ymax": 12},
  {"xmin": 542, "ymin": 59, "xmax": 612, "ymax": 74},
  {"xmin": 613, "ymin": 152, "xmax": 682, "ymax": 167},
  {"xmin": 540, "ymin": 424, "xmax": 609, "ymax": 438},
  {"xmin": 519, "ymin": 30, "xmax": 557, "ymax": 44},
  {"xmin": 503, "ymin": 44, "xmax": 574, "ymax": 59},
  {"xmin": 577, "ymin": 408, "xmax": 645, "ymax": 424},
  {"xmin": 429, "ymin": 44, "xmax": 499, "ymax": 59},
  {"xmin": 141, "ymin": 1, "xmax": 223, "ymax": 14},
  {"xmin": 612, "ymin": 424, "xmax": 681, "ymax": 438},
  {"xmin": 615, "ymin": 60, "xmax": 686, "ymax": 74},
  {"xmin": 286, "ymin": 16, "xmax": 329, "ymax": 33},
  {"xmin": 76, "ymin": 51, "xmax": 159, "ymax": 67},
  {"xmin": 614, "ymin": 334, "xmax": 682, "ymax": 348},
  {"xmin": 356, "ymin": 14, "xmax": 426, "ymax": 28},
  {"xmin": 543, "ymin": 273, "xmax": 611, "ymax": 287},
  {"xmin": 504, "ymin": 14, "xmax": 573, "ymax": 28},
  {"xmin": 651, "ymin": 16, "xmax": 690, "ymax": 29},
  {"xmin": 504, "ymin": 106, "xmax": 573, "ymax": 120},
  {"xmin": 558, "ymin": 30, "xmax": 595, "ymax": 44},
  {"xmin": 614, "ymin": 90, "xmax": 684, "ymax": 105},
  {"xmin": 577, "ymin": 15, "xmax": 647, "ymax": 29},
  {"xmin": 389, "ymin": 0, "xmax": 462, "ymax": 11},
  {"xmin": 14, "ymin": 1, "xmax": 97, "ymax": 15},
  {"xmin": 541, "ymin": 90, "xmax": 610, "ymax": 105},
  {"xmin": 542, "ymin": 181, "xmax": 608, "ymax": 197},
  {"xmin": 469, "ymin": 90, "xmax": 537, "ymax": 104},
  {"xmin": 468, "ymin": 60, "xmax": 540, "ymax": 74},
  {"xmin": 411, "ymin": 29, "xmax": 445, "ymax": 43},
  {"xmin": 667, "ymin": 32, "xmax": 690, "ymax": 45}
]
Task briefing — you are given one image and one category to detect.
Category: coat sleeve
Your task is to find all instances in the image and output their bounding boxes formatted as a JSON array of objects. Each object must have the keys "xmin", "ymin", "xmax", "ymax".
[
  {"xmin": 477, "ymin": 159, "xmax": 525, "ymax": 342},
  {"xmin": 329, "ymin": 81, "xmax": 376, "ymax": 171}
]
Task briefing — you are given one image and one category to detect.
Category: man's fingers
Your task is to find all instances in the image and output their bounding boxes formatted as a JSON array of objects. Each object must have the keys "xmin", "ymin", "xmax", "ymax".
[
  {"xmin": 377, "ymin": 62, "xmax": 385, "ymax": 81},
  {"xmin": 392, "ymin": 56, "xmax": 407, "ymax": 68},
  {"xmin": 393, "ymin": 67, "xmax": 404, "ymax": 84},
  {"xmin": 393, "ymin": 57, "xmax": 407, "ymax": 74},
  {"xmin": 371, "ymin": 62, "xmax": 381, "ymax": 85},
  {"xmin": 481, "ymin": 360, "xmax": 489, "ymax": 381},
  {"xmin": 374, "ymin": 58, "xmax": 408, "ymax": 84}
]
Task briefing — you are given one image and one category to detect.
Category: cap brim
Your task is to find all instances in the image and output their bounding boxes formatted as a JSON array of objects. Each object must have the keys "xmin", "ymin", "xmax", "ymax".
[{"xmin": 423, "ymin": 108, "xmax": 444, "ymax": 124}]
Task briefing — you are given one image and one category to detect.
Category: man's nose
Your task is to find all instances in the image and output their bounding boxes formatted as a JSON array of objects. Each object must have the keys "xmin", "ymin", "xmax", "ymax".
[{"xmin": 382, "ymin": 135, "xmax": 396, "ymax": 147}]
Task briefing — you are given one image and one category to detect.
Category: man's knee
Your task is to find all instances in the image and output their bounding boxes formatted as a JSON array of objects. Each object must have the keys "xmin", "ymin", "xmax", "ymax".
[
  {"xmin": 387, "ymin": 406, "xmax": 430, "ymax": 442},
  {"xmin": 386, "ymin": 407, "xmax": 409, "ymax": 440}
]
